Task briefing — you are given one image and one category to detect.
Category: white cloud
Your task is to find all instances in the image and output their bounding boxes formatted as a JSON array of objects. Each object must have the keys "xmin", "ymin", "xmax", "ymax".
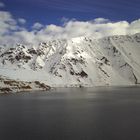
[
  {"xmin": 0, "ymin": 8, "xmax": 140, "ymax": 46},
  {"xmin": 0, "ymin": 11, "xmax": 17, "ymax": 35},
  {"xmin": 61, "ymin": 17, "xmax": 69, "ymax": 23},
  {"xmin": 0, "ymin": 2, "xmax": 5, "ymax": 8},
  {"xmin": 92, "ymin": 18, "xmax": 110, "ymax": 24},
  {"xmin": 127, "ymin": 19, "xmax": 140, "ymax": 34},
  {"xmin": 18, "ymin": 18, "xmax": 26, "ymax": 24},
  {"xmin": 35, "ymin": 20, "xmax": 129, "ymax": 40},
  {"xmin": 32, "ymin": 22, "xmax": 43, "ymax": 30}
]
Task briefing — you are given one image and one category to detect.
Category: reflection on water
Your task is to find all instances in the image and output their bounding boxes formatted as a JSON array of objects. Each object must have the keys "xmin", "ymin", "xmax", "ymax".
[{"xmin": 0, "ymin": 87, "xmax": 140, "ymax": 140}]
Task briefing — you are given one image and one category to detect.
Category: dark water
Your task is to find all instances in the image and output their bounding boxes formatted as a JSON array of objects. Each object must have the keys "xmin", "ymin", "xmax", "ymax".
[{"xmin": 0, "ymin": 87, "xmax": 140, "ymax": 140}]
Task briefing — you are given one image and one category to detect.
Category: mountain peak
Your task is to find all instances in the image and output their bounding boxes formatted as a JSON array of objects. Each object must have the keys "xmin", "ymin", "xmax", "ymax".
[{"xmin": 0, "ymin": 33, "xmax": 140, "ymax": 87}]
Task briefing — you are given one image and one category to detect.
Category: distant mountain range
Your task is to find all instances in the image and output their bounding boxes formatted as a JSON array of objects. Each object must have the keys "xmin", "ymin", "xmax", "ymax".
[{"xmin": 0, "ymin": 33, "xmax": 140, "ymax": 93}]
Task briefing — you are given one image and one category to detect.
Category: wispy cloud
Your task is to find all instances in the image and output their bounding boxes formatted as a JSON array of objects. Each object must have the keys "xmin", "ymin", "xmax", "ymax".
[
  {"xmin": 0, "ymin": 1, "xmax": 5, "ymax": 8},
  {"xmin": 18, "ymin": 18, "xmax": 26, "ymax": 24},
  {"xmin": 25, "ymin": 0, "xmax": 140, "ymax": 16},
  {"xmin": 32, "ymin": 22, "xmax": 44, "ymax": 30}
]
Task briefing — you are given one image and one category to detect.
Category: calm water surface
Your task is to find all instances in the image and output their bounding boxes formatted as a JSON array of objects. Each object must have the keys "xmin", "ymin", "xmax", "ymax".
[{"xmin": 0, "ymin": 87, "xmax": 140, "ymax": 140}]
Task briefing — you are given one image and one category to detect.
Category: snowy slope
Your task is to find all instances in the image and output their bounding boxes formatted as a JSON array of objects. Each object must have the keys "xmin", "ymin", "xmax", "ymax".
[{"xmin": 0, "ymin": 33, "xmax": 140, "ymax": 87}]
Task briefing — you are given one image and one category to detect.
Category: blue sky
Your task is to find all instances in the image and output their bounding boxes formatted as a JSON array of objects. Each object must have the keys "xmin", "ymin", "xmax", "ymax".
[
  {"xmin": 1, "ymin": 0, "xmax": 140, "ymax": 26},
  {"xmin": 0, "ymin": 0, "xmax": 140, "ymax": 45}
]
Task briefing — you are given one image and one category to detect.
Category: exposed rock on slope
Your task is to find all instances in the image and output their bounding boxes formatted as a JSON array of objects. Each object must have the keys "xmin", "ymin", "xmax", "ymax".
[{"xmin": 0, "ymin": 76, "xmax": 50, "ymax": 93}]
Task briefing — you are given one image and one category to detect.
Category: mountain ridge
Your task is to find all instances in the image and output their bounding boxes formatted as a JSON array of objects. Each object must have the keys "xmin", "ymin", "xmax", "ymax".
[{"xmin": 0, "ymin": 33, "xmax": 140, "ymax": 90}]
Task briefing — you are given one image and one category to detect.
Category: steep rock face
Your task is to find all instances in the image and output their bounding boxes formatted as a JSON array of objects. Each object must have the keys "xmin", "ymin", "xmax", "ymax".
[{"xmin": 0, "ymin": 33, "xmax": 140, "ymax": 87}]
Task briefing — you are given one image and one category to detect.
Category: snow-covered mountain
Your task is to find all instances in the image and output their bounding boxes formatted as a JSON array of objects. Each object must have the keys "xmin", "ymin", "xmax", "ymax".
[{"xmin": 0, "ymin": 33, "xmax": 140, "ymax": 88}]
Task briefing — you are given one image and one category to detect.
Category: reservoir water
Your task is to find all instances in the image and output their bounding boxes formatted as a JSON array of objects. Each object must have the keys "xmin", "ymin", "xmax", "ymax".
[{"xmin": 0, "ymin": 87, "xmax": 140, "ymax": 140}]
